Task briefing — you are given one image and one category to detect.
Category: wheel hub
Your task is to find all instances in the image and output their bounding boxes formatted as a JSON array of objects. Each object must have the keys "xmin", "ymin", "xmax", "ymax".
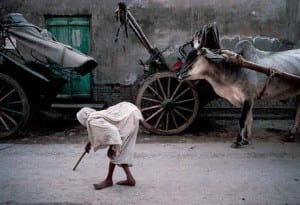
[{"xmin": 161, "ymin": 99, "xmax": 174, "ymax": 110}]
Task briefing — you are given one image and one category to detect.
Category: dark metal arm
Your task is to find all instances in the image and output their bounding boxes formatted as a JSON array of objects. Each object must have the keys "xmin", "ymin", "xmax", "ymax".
[{"xmin": 115, "ymin": 2, "xmax": 170, "ymax": 71}]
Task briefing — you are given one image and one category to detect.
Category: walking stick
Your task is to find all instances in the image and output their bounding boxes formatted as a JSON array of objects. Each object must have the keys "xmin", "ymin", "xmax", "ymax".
[
  {"xmin": 72, "ymin": 151, "xmax": 87, "ymax": 171},
  {"xmin": 72, "ymin": 142, "xmax": 91, "ymax": 171}
]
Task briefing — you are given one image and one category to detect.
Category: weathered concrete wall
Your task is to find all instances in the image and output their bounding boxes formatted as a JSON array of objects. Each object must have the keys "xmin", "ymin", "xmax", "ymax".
[{"xmin": 0, "ymin": 0, "xmax": 299, "ymax": 105}]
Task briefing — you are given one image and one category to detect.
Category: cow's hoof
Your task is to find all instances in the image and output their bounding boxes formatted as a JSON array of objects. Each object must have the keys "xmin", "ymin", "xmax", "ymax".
[
  {"xmin": 231, "ymin": 142, "xmax": 241, "ymax": 148},
  {"xmin": 241, "ymin": 140, "xmax": 249, "ymax": 145}
]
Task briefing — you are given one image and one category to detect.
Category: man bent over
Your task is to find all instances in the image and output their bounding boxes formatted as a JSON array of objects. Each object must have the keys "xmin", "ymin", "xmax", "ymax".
[{"xmin": 77, "ymin": 102, "xmax": 143, "ymax": 190}]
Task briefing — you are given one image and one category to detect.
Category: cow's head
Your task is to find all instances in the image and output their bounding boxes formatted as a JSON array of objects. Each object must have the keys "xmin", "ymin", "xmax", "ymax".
[
  {"xmin": 177, "ymin": 24, "xmax": 222, "ymax": 81},
  {"xmin": 176, "ymin": 48, "xmax": 225, "ymax": 81},
  {"xmin": 191, "ymin": 24, "xmax": 221, "ymax": 50}
]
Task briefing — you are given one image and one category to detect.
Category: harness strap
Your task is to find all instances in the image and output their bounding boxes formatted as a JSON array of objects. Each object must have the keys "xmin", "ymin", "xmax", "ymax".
[
  {"xmin": 257, "ymin": 67, "xmax": 276, "ymax": 99},
  {"xmin": 177, "ymin": 49, "xmax": 206, "ymax": 77},
  {"xmin": 184, "ymin": 56, "xmax": 200, "ymax": 71},
  {"xmin": 114, "ymin": 2, "xmax": 128, "ymax": 43},
  {"xmin": 114, "ymin": 25, "xmax": 121, "ymax": 43}
]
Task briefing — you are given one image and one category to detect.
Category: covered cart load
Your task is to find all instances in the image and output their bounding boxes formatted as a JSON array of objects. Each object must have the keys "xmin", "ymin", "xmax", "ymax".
[{"xmin": 0, "ymin": 13, "xmax": 97, "ymax": 137}]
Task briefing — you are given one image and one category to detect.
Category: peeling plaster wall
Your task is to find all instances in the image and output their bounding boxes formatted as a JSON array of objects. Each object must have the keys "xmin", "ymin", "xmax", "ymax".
[{"xmin": 1, "ymin": 0, "xmax": 299, "ymax": 105}]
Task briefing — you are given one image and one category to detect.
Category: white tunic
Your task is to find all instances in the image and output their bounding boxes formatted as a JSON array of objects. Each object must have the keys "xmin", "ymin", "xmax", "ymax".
[{"xmin": 76, "ymin": 102, "xmax": 143, "ymax": 166}]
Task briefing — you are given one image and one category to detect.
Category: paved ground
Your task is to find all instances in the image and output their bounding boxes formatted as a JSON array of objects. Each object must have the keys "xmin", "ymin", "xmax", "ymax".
[
  {"xmin": 1, "ymin": 143, "xmax": 300, "ymax": 205},
  {"xmin": 0, "ymin": 119, "xmax": 300, "ymax": 205}
]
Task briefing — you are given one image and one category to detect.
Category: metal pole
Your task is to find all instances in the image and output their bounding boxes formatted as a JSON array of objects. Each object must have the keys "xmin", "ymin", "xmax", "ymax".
[
  {"xmin": 127, "ymin": 21, "xmax": 150, "ymax": 51},
  {"xmin": 126, "ymin": 10, "xmax": 155, "ymax": 54}
]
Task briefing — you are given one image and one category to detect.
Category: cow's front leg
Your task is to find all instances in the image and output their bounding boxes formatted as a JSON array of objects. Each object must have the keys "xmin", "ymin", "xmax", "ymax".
[
  {"xmin": 245, "ymin": 107, "xmax": 253, "ymax": 141},
  {"xmin": 286, "ymin": 95, "xmax": 300, "ymax": 142},
  {"xmin": 232, "ymin": 100, "xmax": 254, "ymax": 148}
]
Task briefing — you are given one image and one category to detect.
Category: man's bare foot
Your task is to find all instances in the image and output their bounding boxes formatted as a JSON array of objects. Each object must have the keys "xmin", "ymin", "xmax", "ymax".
[
  {"xmin": 116, "ymin": 179, "xmax": 136, "ymax": 186},
  {"xmin": 93, "ymin": 180, "xmax": 113, "ymax": 190}
]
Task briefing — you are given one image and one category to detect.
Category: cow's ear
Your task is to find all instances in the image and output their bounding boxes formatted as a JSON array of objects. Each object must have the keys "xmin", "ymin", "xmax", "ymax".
[{"xmin": 202, "ymin": 48, "xmax": 225, "ymax": 63}]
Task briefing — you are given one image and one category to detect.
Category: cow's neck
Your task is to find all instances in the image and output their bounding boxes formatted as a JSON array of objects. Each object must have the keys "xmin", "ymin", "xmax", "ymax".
[{"xmin": 204, "ymin": 64, "xmax": 246, "ymax": 107}]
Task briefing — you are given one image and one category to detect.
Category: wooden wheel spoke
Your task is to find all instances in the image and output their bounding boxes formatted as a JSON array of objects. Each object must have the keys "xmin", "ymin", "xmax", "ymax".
[
  {"xmin": 175, "ymin": 98, "xmax": 196, "ymax": 104},
  {"xmin": 145, "ymin": 108, "xmax": 164, "ymax": 122},
  {"xmin": 155, "ymin": 111, "xmax": 165, "ymax": 128},
  {"xmin": 174, "ymin": 88, "xmax": 191, "ymax": 101},
  {"xmin": 0, "ymin": 73, "xmax": 30, "ymax": 137},
  {"xmin": 141, "ymin": 97, "xmax": 161, "ymax": 103},
  {"xmin": 147, "ymin": 85, "xmax": 163, "ymax": 100},
  {"xmin": 141, "ymin": 104, "xmax": 161, "ymax": 112},
  {"xmin": 0, "ymin": 115, "xmax": 9, "ymax": 130},
  {"xmin": 171, "ymin": 81, "xmax": 183, "ymax": 99},
  {"xmin": 167, "ymin": 77, "xmax": 171, "ymax": 98},
  {"xmin": 0, "ymin": 88, "xmax": 16, "ymax": 103},
  {"xmin": 2, "ymin": 100, "xmax": 22, "ymax": 105},
  {"xmin": 166, "ymin": 112, "xmax": 169, "ymax": 130},
  {"xmin": 1, "ymin": 111, "xmax": 17, "ymax": 126},
  {"xmin": 170, "ymin": 110, "xmax": 178, "ymax": 128},
  {"xmin": 157, "ymin": 79, "xmax": 167, "ymax": 99},
  {"xmin": 0, "ymin": 106, "xmax": 23, "ymax": 115},
  {"xmin": 175, "ymin": 106, "xmax": 194, "ymax": 113},
  {"xmin": 174, "ymin": 108, "xmax": 188, "ymax": 121}
]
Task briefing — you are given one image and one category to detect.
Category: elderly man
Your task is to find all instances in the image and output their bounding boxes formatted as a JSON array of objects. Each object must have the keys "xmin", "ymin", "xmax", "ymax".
[{"xmin": 76, "ymin": 102, "xmax": 143, "ymax": 190}]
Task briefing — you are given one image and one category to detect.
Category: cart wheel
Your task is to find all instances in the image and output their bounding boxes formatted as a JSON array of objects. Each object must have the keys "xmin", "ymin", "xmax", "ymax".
[
  {"xmin": 0, "ymin": 73, "xmax": 30, "ymax": 138},
  {"xmin": 136, "ymin": 71, "xmax": 199, "ymax": 135}
]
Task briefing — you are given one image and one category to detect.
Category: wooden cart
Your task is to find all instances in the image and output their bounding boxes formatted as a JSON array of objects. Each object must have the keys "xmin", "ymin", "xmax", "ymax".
[
  {"xmin": 115, "ymin": 3, "xmax": 202, "ymax": 135},
  {"xmin": 0, "ymin": 13, "xmax": 97, "ymax": 137}
]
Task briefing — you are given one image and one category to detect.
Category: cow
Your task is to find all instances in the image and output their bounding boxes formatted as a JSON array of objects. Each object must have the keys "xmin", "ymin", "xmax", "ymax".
[{"xmin": 177, "ymin": 37, "xmax": 300, "ymax": 148}]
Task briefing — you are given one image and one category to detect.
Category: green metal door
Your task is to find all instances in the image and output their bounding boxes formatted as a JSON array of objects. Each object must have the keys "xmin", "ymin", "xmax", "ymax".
[{"xmin": 46, "ymin": 17, "xmax": 91, "ymax": 98}]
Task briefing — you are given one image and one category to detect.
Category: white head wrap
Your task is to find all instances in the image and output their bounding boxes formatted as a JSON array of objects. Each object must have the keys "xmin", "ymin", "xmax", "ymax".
[{"xmin": 76, "ymin": 107, "xmax": 96, "ymax": 127}]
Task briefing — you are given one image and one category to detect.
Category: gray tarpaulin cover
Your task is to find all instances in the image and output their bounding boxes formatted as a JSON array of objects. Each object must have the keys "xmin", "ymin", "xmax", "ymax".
[{"xmin": 1, "ymin": 13, "xmax": 97, "ymax": 75}]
